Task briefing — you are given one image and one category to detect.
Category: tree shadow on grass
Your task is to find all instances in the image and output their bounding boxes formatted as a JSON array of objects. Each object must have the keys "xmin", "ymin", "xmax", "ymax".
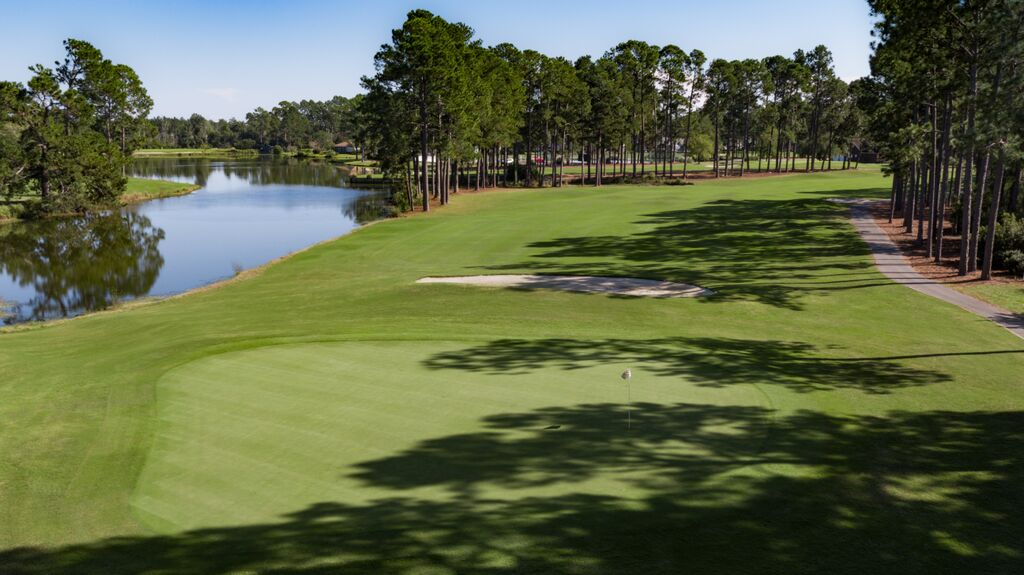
[
  {"xmin": 483, "ymin": 191, "xmax": 894, "ymax": 310},
  {"xmin": 2, "ymin": 405, "xmax": 1022, "ymax": 574},
  {"xmin": 424, "ymin": 337, "xmax": 965, "ymax": 394}
]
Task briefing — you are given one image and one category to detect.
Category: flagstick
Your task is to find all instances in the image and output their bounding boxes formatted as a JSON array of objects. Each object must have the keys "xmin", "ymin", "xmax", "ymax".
[{"xmin": 621, "ymin": 369, "xmax": 632, "ymax": 431}]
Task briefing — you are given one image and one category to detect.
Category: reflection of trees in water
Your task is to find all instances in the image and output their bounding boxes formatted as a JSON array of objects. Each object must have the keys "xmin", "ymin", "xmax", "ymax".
[
  {"xmin": 129, "ymin": 158, "xmax": 213, "ymax": 187},
  {"xmin": 224, "ymin": 160, "xmax": 349, "ymax": 188},
  {"xmin": 0, "ymin": 212, "xmax": 164, "ymax": 322},
  {"xmin": 345, "ymin": 192, "xmax": 390, "ymax": 224},
  {"xmin": 130, "ymin": 157, "xmax": 350, "ymax": 188}
]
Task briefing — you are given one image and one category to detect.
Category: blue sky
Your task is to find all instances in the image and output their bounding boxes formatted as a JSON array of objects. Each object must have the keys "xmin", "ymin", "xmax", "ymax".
[{"xmin": 0, "ymin": 0, "xmax": 877, "ymax": 119}]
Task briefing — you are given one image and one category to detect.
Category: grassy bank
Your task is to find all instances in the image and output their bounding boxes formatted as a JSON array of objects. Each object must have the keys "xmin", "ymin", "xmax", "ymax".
[
  {"xmin": 0, "ymin": 178, "xmax": 201, "ymax": 223},
  {"xmin": 959, "ymin": 282, "xmax": 1024, "ymax": 314},
  {"xmin": 120, "ymin": 178, "xmax": 201, "ymax": 204},
  {"xmin": 1, "ymin": 169, "xmax": 1022, "ymax": 573}
]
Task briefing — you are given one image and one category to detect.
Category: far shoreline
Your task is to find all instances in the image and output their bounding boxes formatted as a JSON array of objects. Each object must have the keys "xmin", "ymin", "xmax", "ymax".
[{"xmin": 0, "ymin": 177, "xmax": 204, "ymax": 226}]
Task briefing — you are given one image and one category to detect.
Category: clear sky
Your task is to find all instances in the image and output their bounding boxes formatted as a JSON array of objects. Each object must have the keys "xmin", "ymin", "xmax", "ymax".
[{"xmin": 0, "ymin": 0, "xmax": 877, "ymax": 120}]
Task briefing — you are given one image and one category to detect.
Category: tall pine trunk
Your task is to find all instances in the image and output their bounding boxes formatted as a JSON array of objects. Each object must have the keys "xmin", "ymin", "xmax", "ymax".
[
  {"xmin": 958, "ymin": 56, "xmax": 979, "ymax": 276},
  {"xmin": 981, "ymin": 148, "xmax": 1006, "ymax": 280},
  {"xmin": 969, "ymin": 151, "xmax": 991, "ymax": 272}
]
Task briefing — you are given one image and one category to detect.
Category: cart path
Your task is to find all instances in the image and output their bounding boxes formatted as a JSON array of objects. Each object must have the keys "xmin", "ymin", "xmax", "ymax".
[{"xmin": 837, "ymin": 199, "xmax": 1024, "ymax": 340}]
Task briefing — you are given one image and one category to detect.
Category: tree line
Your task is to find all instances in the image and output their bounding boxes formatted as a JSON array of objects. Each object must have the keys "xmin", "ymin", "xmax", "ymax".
[
  {"xmin": 146, "ymin": 95, "xmax": 363, "ymax": 153},
  {"xmin": 358, "ymin": 9, "xmax": 869, "ymax": 212},
  {"xmin": 866, "ymin": 0, "xmax": 1024, "ymax": 279},
  {"xmin": 1, "ymin": 40, "xmax": 151, "ymax": 213}
]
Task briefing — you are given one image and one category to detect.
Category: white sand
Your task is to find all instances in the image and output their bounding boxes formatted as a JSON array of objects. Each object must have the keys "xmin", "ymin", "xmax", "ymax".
[{"xmin": 416, "ymin": 274, "xmax": 712, "ymax": 298}]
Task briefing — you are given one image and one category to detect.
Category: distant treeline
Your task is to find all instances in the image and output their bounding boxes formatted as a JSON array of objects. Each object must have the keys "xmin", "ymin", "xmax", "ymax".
[
  {"xmin": 145, "ymin": 96, "xmax": 363, "ymax": 153},
  {"xmin": 357, "ymin": 10, "xmax": 871, "ymax": 212}
]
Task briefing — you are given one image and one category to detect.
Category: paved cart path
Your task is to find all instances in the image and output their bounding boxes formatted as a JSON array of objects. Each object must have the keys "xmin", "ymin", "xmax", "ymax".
[{"xmin": 838, "ymin": 199, "xmax": 1024, "ymax": 340}]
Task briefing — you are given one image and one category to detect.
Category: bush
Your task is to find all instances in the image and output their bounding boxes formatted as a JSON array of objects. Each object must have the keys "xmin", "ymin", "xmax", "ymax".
[
  {"xmin": 1003, "ymin": 250, "xmax": 1024, "ymax": 278},
  {"xmin": 0, "ymin": 203, "xmax": 23, "ymax": 221},
  {"xmin": 272, "ymin": 145, "xmax": 284, "ymax": 156},
  {"xmin": 993, "ymin": 213, "xmax": 1024, "ymax": 270}
]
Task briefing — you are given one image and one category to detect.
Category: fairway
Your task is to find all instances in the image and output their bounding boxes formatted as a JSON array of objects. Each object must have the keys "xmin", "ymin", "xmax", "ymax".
[{"xmin": 2, "ymin": 169, "xmax": 1023, "ymax": 573}]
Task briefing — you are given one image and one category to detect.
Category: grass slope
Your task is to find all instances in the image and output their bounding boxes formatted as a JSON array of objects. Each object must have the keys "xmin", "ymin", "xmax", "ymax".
[
  {"xmin": 121, "ymin": 178, "xmax": 201, "ymax": 204},
  {"xmin": 960, "ymin": 282, "xmax": 1024, "ymax": 315},
  {"xmin": 1, "ymin": 169, "xmax": 1022, "ymax": 574}
]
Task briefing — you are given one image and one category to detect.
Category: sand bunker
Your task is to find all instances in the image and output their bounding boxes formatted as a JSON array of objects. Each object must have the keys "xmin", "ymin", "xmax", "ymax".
[{"xmin": 417, "ymin": 275, "xmax": 712, "ymax": 298}]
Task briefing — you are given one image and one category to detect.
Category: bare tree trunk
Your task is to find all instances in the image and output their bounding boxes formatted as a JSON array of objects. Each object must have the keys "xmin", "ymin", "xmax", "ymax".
[
  {"xmin": 405, "ymin": 161, "xmax": 414, "ymax": 209},
  {"xmin": 958, "ymin": 57, "xmax": 978, "ymax": 276},
  {"xmin": 904, "ymin": 160, "xmax": 917, "ymax": 233},
  {"xmin": 740, "ymin": 112, "xmax": 749, "ymax": 177},
  {"xmin": 918, "ymin": 150, "xmax": 928, "ymax": 244},
  {"xmin": 936, "ymin": 94, "xmax": 953, "ymax": 263},
  {"xmin": 586, "ymin": 143, "xmax": 592, "ymax": 184},
  {"xmin": 889, "ymin": 172, "xmax": 901, "ymax": 223},
  {"xmin": 927, "ymin": 102, "xmax": 940, "ymax": 258},
  {"xmin": 969, "ymin": 150, "xmax": 990, "ymax": 272},
  {"xmin": 713, "ymin": 112, "xmax": 720, "ymax": 178},
  {"xmin": 513, "ymin": 142, "xmax": 519, "ymax": 187},
  {"xmin": 420, "ymin": 103, "xmax": 429, "ymax": 212},
  {"xmin": 981, "ymin": 148, "xmax": 1006, "ymax": 280},
  {"xmin": 621, "ymin": 140, "xmax": 626, "ymax": 177}
]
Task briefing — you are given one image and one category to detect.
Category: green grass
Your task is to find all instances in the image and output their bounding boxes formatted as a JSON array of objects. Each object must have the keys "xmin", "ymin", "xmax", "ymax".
[
  {"xmin": 960, "ymin": 282, "xmax": 1024, "ymax": 314},
  {"xmin": 1, "ymin": 169, "xmax": 1023, "ymax": 573},
  {"xmin": 548, "ymin": 157, "xmax": 823, "ymax": 176},
  {"xmin": 121, "ymin": 178, "xmax": 201, "ymax": 204}
]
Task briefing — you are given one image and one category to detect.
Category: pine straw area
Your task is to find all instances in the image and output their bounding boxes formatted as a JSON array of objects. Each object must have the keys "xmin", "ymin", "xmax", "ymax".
[{"xmin": 870, "ymin": 202, "xmax": 1023, "ymax": 309}]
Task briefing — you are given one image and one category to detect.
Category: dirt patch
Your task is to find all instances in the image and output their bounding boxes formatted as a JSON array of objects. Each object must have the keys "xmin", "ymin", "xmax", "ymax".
[{"xmin": 417, "ymin": 275, "xmax": 712, "ymax": 298}]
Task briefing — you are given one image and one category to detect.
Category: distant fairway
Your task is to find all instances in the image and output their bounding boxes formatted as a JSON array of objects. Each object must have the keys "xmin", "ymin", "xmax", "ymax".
[{"xmin": 2, "ymin": 168, "xmax": 1023, "ymax": 573}]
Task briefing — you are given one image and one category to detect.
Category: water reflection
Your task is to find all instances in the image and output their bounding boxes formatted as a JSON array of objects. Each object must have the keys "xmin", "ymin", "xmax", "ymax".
[
  {"xmin": 0, "ymin": 158, "xmax": 383, "ymax": 324},
  {"xmin": 130, "ymin": 157, "xmax": 352, "ymax": 189},
  {"xmin": 0, "ymin": 212, "xmax": 164, "ymax": 323}
]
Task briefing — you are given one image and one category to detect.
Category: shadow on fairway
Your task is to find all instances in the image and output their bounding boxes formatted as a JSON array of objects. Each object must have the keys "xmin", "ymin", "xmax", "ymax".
[
  {"xmin": 3, "ymin": 405, "xmax": 1021, "ymax": 574},
  {"xmin": 484, "ymin": 190, "xmax": 895, "ymax": 310},
  {"xmin": 424, "ymin": 336, "xmax": 965, "ymax": 394}
]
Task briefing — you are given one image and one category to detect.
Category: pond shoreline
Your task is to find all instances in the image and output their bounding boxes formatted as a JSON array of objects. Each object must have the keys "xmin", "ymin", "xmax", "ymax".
[
  {"xmin": 119, "ymin": 180, "xmax": 203, "ymax": 205},
  {"xmin": 1, "ymin": 157, "xmax": 384, "ymax": 326},
  {"xmin": 0, "ymin": 178, "xmax": 203, "ymax": 226},
  {"xmin": 0, "ymin": 217, "xmax": 388, "ymax": 334}
]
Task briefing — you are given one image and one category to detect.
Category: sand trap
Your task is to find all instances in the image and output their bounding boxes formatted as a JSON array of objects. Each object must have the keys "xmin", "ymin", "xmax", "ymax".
[{"xmin": 417, "ymin": 274, "xmax": 712, "ymax": 298}]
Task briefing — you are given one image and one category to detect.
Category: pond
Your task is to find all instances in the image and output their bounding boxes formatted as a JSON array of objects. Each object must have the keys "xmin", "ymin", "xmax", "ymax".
[{"xmin": 0, "ymin": 157, "xmax": 386, "ymax": 325}]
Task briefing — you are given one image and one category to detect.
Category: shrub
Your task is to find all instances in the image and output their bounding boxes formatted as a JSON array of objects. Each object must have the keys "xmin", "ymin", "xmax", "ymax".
[
  {"xmin": 993, "ymin": 213, "xmax": 1024, "ymax": 270},
  {"xmin": 272, "ymin": 145, "xmax": 284, "ymax": 156},
  {"xmin": 1003, "ymin": 250, "xmax": 1024, "ymax": 278}
]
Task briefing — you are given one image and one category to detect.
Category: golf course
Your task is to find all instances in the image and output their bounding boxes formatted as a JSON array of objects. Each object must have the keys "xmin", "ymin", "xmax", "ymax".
[{"xmin": 2, "ymin": 167, "xmax": 1022, "ymax": 573}]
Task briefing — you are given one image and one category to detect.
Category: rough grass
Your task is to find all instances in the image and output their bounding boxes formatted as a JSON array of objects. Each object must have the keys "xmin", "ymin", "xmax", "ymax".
[
  {"xmin": 960, "ymin": 282, "xmax": 1024, "ymax": 314},
  {"xmin": 1, "ymin": 169, "xmax": 1022, "ymax": 574},
  {"xmin": 120, "ymin": 178, "xmax": 201, "ymax": 204}
]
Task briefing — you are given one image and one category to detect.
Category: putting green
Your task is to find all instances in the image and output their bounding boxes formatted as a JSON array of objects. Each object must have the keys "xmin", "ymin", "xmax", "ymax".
[{"xmin": 131, "ymin": 340, "xmax": 770, "ymax": 533}]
